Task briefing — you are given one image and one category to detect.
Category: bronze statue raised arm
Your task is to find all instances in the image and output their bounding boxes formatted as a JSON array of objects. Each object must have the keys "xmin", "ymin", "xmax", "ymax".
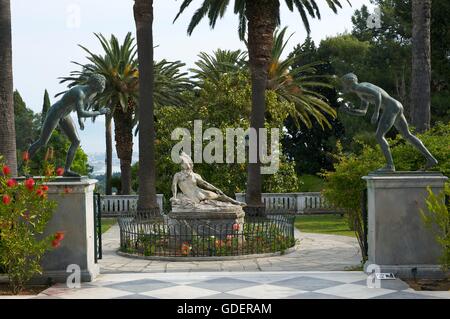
[
  {"xmin": 340, "ymin": 73, "xmax": 438, "ymax": 173},
  {"xmin": 27, "ymin": 74, "xmax": 109, "ymax": 177}
]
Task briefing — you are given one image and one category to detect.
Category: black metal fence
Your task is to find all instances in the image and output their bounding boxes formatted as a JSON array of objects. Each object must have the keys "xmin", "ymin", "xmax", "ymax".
[
  {"xmin": 93, "ymin": 193, "xmax": 102, "ymax": 262},
  {"xmin": 118, "ymin": 214, "xmax": 296, "ymax": 258}
]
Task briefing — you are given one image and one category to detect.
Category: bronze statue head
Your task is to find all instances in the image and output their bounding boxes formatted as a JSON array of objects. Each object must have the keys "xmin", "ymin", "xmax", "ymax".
[
  {"xmin": 88, "ymin": 74, "xmax": 106, "ymax": 93},
  {"xmin": 341, "ymin": 73, "xmax": 358, "ymax": 93}
]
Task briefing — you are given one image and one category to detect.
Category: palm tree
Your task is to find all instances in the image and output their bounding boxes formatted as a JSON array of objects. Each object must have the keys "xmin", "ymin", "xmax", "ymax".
[
  {"xmin": 133, "ymin": 0, "xmax": 158, "ymax": 215},
  {"xmin": 175, "ymin": 0, "xmax": 349, "ymax": 215},
  {"xmin": 61, "ymin": 34, "xmax": 191, "ymax": 197},
  {"xmin": 104, "ymin": 112, "xmax": 113, "ymax": 195},
  {"xmin": 192, "ymin": 29, "xmax": 336, "ymax": 128},
  {"xmin": 190, "ymin": 49, "xmax": 247, "ymax": 84},
  {"xmin": 0, "ymin": 0, "xmax": 17, "ymax": 175},
  {"xmin": 411, "ymin": 0, "xmax": 431, "ymax": 132},
  {"xmin": 154, "ymin": 60, "xmax": 192, "ymax": 108}
]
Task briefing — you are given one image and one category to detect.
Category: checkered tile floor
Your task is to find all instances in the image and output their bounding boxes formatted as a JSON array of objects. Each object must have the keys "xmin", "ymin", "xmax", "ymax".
[{"xmin": 25, "ymin": 272, "xmax": 450, "ymax": 299}]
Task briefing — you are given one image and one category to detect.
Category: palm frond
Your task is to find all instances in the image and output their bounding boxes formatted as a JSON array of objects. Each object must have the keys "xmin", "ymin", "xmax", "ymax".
[
  {"xmin": 268, "ymin": 27, "xmax": 338, "ymax": 129},
  {"xmin": 190, "ymin": 49, "xmax": 247, "ymax": 85}
]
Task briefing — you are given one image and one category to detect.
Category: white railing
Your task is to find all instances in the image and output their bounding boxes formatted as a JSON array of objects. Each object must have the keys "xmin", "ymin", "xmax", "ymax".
[
  {"xmin": 100, "ymin": 192, "xmax": 336, "ymax": 216},
  {"xmin": 235, "ymin": 192, "xmax": 336, "ymax": 214},
  {"xmin": 100, "ymin": 194, "xmax": 164, "ymax": 216}
]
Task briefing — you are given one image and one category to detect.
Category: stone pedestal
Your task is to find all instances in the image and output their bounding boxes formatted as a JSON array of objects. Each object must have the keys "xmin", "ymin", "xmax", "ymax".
[
  {"xmin": 38, "ymin": 178, "xmax": 99, "ymax": 283},
  {"xmin": 168, "ymin": 204, "xmax": 245, "ymax": 245},
  {"xmin": 363, "ymin": 172, "xmax": 448, "ymax": 278}
]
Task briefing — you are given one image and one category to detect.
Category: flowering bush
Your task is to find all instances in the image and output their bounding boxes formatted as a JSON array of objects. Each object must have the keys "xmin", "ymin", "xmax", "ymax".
[
  {"xmin": 0, "ymin": 155, "xmax": 60, "ymax": 294},
  {"xmin": 421, "ymin": 183, "xmax": 450, "ymax": 272}
]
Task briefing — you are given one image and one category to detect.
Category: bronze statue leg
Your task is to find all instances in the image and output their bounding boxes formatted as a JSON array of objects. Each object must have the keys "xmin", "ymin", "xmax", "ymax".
[
  {"xmin": 394, "ymin": 113, "xmax": 438, "ymax": 169},
  {"xmin": 59, "ymin": 116, "xmax": 81, "ymax": 177},
  {"xmin": 375, "ymin": 108, "xmax": 398, "ymax": 171},
  {"xmin": 28, "ymin": 117, "xmax": 59, "ymax": 159}
]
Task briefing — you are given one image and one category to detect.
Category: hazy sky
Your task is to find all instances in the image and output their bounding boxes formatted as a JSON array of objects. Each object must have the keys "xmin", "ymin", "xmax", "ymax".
[{"xmin": 11, "ymin": 0, "xmax": 375, "ymax": 155}]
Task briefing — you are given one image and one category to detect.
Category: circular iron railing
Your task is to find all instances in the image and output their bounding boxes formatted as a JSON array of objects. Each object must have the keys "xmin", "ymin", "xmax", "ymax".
[{"xmin": 118, "ymin": 212, "xmax": 296, "ymax": 258}]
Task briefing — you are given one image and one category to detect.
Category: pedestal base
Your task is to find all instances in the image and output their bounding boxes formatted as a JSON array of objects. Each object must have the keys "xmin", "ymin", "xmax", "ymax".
[
  {"xmin": 37, "ymin": 178, "xmax": 99, "ymax": 283},
  {"xmin": 168, "ymin": 205, "xmax": 245, "ymax": 245},
  {"xmin": 363, "ymin": 172, "xmax": 448, "ymax": 279}
]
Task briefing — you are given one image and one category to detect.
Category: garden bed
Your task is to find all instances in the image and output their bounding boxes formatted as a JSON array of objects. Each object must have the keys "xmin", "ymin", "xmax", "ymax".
[
  {"xmin": 0, "ymin": 283, "xmax": 49, "ymax": 296},
  {"xmin": 404, "ymin": 278, "xmax": 450, "ymax": 291}
]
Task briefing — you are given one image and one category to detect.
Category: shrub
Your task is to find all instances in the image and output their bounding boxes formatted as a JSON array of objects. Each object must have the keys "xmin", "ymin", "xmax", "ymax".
[
  {"xmin": 322, "ymin": 122, "xmax": 450, "ymax": 263},
  {"xmin": 420, "ymin": 183, "xmax": 450, "ymax": 272},
  {"xmin": 0, "ymin": 155, "xmax": 61, "ymax": 294}
]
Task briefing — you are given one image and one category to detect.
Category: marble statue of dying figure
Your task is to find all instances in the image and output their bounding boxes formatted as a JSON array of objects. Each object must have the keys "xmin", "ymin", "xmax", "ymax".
[
  {"xmin": 170, "ymin": 152, "xmax": 246, "ymax": 208},
  {"xmin": 340, "ymin": 73, "xmax": 438, "ymax": 173}
]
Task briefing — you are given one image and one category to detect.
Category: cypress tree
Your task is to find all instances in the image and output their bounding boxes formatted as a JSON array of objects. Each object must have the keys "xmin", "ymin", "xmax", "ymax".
[{"xmin": 42, "ymin": 89, "xmax": 51, "ymax": 123}]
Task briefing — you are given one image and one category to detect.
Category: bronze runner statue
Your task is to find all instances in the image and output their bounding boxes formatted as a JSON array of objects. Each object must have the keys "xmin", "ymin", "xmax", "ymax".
[
  {"xmin": 27, "ymin": 74, "xmax": 109, "ymax": 177},
  {"xmin": 340, "ymin": 73, "xmax": 438, "ymax": 173}
]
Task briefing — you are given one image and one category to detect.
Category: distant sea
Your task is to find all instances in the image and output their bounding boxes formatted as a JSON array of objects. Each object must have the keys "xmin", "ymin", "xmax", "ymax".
[{"xmin": 88, "ymin": 152, "xmax": 138, "ymax": 175}]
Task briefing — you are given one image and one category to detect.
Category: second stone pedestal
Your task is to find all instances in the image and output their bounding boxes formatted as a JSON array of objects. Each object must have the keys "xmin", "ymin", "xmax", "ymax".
[{"xmin": 363, "ymin": 172, "xmax": 448, "ymax": 278}]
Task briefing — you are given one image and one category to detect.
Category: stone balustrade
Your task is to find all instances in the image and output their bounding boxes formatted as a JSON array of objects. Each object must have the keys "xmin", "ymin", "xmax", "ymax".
[
  {"xmin": 99, "ymin": 192, "xmax": 337, "ymax": 216},
  {"xmin": 100, "ymin": 194, "xmax": 164, "ymax": 217},
  {"xmin": 235, "ymin": 192, "xmax": 336, "ymax": 214}
]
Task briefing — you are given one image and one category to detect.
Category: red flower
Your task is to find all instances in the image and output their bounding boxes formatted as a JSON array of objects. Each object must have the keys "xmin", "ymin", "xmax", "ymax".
[
  {"xmin": 25, "ymin": 178, "xmax": 35, "ymax": 191},
  {"xmin": 22, "ymin": 151, "xmax": 30, "ymax": 162},
  {"xmin": 56, "ymin": 167, "xmax": 64, "ymax": 176},
  {"xmin": 51, "ymin": 239, "xmax": 61, "ymax": 248},
  {"xmin": 55, "ymin": 231, "xmax": 65, "ymax": 241},
  {"xmin": 41, "ymin": 185, "xmax": 49, "ymax": 192},
  {"xmin": 2, "ymin": 166, "xmax": 11, "ymax": 176},
  {"xmin": 232, "ymin": 223, "xmax": 240, "ymax": 231},
  {"xmin": 180, "ymin": 242, "xmax": 191, "ymax": 256},
  {"xmin": 2, "ymin": 195, "xmax": 11, "ymax": 205},
  {"xmin": 6, "ymin": 179, "xmax": 17, "ymax": 188},
  {"xmin": 36, "ymin": 189, "xmax": 45, "ymax": 197}
]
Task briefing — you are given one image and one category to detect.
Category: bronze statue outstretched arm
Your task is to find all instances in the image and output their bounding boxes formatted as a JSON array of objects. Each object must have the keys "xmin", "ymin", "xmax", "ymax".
[
  {"xmin": 340, "ymin": 101, "xmax": 368, "ymax": 117},
  {"xmin": 76, "ymin": 100, "xmax": 109, "ymax": 130}
]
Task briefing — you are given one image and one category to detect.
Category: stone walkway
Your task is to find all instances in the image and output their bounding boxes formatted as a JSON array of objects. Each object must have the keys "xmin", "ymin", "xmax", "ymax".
[
  {"xmin": 9, "ymin": 272, "xmax": 450, "ymax": 299},
  {"xmin": 99, "ymin": 224, "xmax": 362, "ymax": 273},
  {"xmin": 2, "ymin": 225, "xmax": 449, "ymax": 299}
]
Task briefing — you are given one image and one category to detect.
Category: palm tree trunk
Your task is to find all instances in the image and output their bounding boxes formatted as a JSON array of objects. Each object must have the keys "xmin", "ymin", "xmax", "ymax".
[
  {"xmin": 410, "ymin": 0, "xmax": 431, "ymax": 132},
  {"xmin": 0, "ymin": 0, "xmax": 17, "ymax": 175},
  {"xmin": 244, "ymin": 0, "xmax": 278, "ymax": 216},
  {"xmin": 105, "ymin": 115, "xmax": 113, "ymax": 195},
  {"xmin": 113, "ymin": 106, "xmax": 133, "ymax": 195},
  {"xmin": 134, "ymin": 0, "xmax": 158, "ymax": 216}
]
